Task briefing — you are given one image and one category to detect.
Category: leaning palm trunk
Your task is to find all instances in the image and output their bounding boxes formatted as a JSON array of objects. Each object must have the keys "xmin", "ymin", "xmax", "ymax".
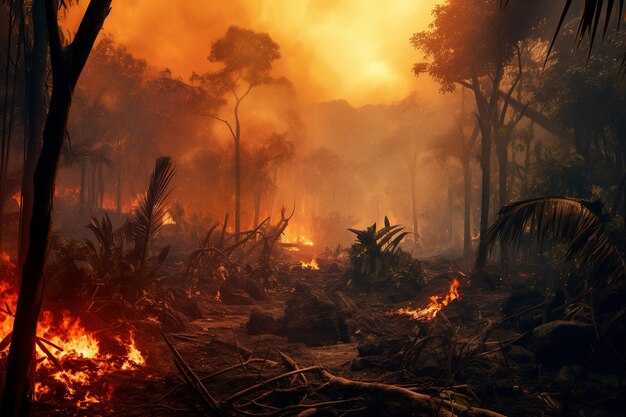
[{"xmin": 478, "ymin": 197, "xmax": 626, "ymax": 286}]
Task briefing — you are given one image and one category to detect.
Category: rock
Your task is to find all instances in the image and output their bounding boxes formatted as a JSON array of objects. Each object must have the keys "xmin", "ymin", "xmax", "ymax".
[
  {"xmin": 358, "ymin": 336, "xmax": 384, "ymax": 357},
  {"xmin": 506, "ymin": 346, "xmax": 535, "ymax": 365},
  {"xmin": 246, "ymin": 309, "xmax": 280, "ymax": 335},
  {"xmin": 245, "ymin": 278, "xmax": 268, "ymax": 301},
  {"xmin": 503, "ymin": 288, "xmax": 546, "ymax": 331},
  {"xmin": 526, "ymin": 320, "xmax": 594, "ymax": 368},
  {"xmin": 503, "ymin": 288, "xmax": 545, "ymax": 317},
  {"xmin": 283, "ymin": 288, "xmax": 349, "ymax": 347},
  {"xmin": 219, "ymin": 275, "xmax": 255, "ymax": 305},
  {"xmin": 555, "ymin": 365, "xmax": 584, "ymax": 388},
  {"xmin": 157, "ymin": 306, "xmax": 191, "ymax": 333}
]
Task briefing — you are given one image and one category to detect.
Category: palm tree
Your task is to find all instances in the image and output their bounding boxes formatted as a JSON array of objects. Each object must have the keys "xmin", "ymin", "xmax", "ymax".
[
  {"xmin": 506, "ymin": 0, "xmax": 625, "ymax": 68},
  {"xmin": 478, "ymin": 197, "xmax": 626, "ymax": 286}
]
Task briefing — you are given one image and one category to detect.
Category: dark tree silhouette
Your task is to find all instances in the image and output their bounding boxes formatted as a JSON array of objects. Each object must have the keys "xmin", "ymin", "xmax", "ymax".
[
  {"xmin": 196, "ymin": 26, "xmax": 282, "ymax": 242},
  {"xmin": 412, "ymin": 0, "xmax": 544, "ymax": 271},
  {"xmin": 0, "ymin": 1, "xmax": 112, "ymax": 415}
]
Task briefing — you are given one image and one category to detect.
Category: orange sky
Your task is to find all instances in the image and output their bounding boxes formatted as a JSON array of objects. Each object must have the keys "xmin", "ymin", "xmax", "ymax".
[{"xmin": 63, "ymin": 0, "xmax": 440, "ymax": 105}]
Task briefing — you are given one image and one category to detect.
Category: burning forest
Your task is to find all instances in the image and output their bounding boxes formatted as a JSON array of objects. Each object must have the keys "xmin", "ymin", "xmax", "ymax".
[{"xmin": 1, "ymin": 1, "xmax": 626, "ymax": 416}]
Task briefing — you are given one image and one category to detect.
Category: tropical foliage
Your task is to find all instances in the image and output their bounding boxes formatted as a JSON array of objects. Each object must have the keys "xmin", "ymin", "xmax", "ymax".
[
  {"xmin": 480, "ymin": 197, "xmax": 626, "ymax": 287},
  {"xmin": 346, "ymin": 216, "xmax": 422, "ymax": 289}
]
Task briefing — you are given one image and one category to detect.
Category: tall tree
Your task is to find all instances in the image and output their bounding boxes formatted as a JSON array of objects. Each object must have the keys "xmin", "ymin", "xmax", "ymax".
[
  {"xmin": 196, "ymin": 26, "xmax": 281, "ymax": 242},
  {"xmin": 18, "ymin": 0, "xmax": 48, "ymax": 273},
  {"xmin": 0, "ymin": 0, "xmax": 112, "ymax": 415},
  {"xmin": 412, "ymin": 0, "xmax": 544, "ymax": 270}
]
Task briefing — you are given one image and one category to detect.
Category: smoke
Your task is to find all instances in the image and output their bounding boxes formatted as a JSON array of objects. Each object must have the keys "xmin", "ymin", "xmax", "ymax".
[
  {"xmin": 54, "ymin": 1, "xmax": 478, "ymax": 250},
  {"xmin": 62, "ymin": 0, "xmax": 439, "ymax": 105}
]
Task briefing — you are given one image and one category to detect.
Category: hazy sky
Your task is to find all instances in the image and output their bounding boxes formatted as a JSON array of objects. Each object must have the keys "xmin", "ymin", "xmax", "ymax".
[{"xmin": 64, "ymin": 0, "xmax": 440, "ymax": 105}]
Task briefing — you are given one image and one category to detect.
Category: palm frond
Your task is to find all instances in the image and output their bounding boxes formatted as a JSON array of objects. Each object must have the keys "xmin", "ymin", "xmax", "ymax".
[
  {"xmin": 480, "ymin": 197, "xmax": 626, "ymax": 285},
  {"xmin": 504, "ymin": 0, "xmax": 626, "ymax": 71},
  {"xmin": 132, "ymin": 156, "xmax": 176, "ymax": 278}
]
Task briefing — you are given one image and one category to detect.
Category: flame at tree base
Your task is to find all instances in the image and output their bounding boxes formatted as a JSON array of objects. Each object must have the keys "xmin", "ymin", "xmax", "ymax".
[
  {"xmin": 397, "ymin": 279, "xmax": 461, "ymax": 321},
  {"xmin": 0, "ymin": 253, "xmax": 147, "ymax": 409}
]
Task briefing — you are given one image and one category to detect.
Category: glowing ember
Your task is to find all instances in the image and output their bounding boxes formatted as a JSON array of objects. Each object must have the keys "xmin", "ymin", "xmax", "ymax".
[
  {"xmin": 10, "ymin": 191, "xmax": 21, "ymax": 208},
  {"xmin": 215, "ymin": 290, "xmax": 221, "ymax": 302},
  {"xmin": 397, "ymin": 279, "xmax": 461, "ymax": 321},
  {"xmin": 300, "ymin": 258, "xmax": 319, "ymax": 270},
  {"xmin": 162, "ymin": 211, "xmax": 176, "ymax": 225},
  {"xmin": 0, "ymin": 252, "xmax": 147, "ymax": 407}
]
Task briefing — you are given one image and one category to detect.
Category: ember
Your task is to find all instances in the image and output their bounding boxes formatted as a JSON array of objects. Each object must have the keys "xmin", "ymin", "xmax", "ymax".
[
  {"xmin": 300, "ymin": 258, "xmax": 320, "ymax": 270},
  {"xmin": 397, "ymin": 279, "xmax": 461, "ymax": 321}
]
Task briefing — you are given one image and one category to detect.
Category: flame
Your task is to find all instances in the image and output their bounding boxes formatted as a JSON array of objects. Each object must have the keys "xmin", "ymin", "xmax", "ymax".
[
  {"xmin": 397, "ymin": 279, "xmax": 460, "ymax": 321},
  {"xmin": 215, "ymin": 290, "xmax": 221, "ymax": 302},
  {"xmin": 119, "ymin": 331, "xmax": 146, "ymax": 370},
  {"xmin": 281, "ymin": 229, "xmax": 314, "ymax": 247},
  {"xmin": 162, "ymin": 211, "xmax": 176, "ymax": 225},
  {"xmin": 11, "ymin": 191, "xmax": 21, "ymax": 209},
  {"xmin": 300, "ymin": 258, "xmax": 319, "ymax": 270},
  {"xmin": 0, "ymin": 251, "xmax": 147, "ymax": 406}
]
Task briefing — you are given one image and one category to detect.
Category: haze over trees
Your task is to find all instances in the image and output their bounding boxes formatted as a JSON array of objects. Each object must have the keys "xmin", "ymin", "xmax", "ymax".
[{"xmin": 1, "ymin": 0, "xmax": 626, "ymax": 416}]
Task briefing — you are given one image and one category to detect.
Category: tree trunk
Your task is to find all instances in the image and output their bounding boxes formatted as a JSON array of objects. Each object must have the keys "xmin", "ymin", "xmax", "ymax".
[
  {"xmin": 410, "ymin": 162, "xmax": 420, "ymax": 250},
  {"xmin": 473, "ymin": 66, "xmax": 502, "ymax": 272},
  {"xmin": 97, "ymin": 163, "xmax": 104, "ymax": 208},
  {"xmin": 498, "ymin": 91, "xmax": 573, "ymax": 142},
  {"xmin": 474, "ymin": 116, "xmax": 492, "ymax": 270},
  {"xmin": 234, "ymin": 137, "xmax": 241, "ymax": 242},
  {"xmin": 497, "ymin": 146, "xmax": 507, "ymax": 209},
  {"xmin": 18, "ymin": 0, "xmax": 48, "ymax": 274},
  {"xmin": 496, "ymin": 144, "xmax": 509, "ymax": 277},
  {"xmin": 79, "ymin": 159, "xmax": 86, "ymax": 210},
  {"xmin": 116, "ymin": 156, "xmax": 122, "ymax": 215},
  {"xmin": 90, "ymin": 160, "xmax": 96, "ymax": 210},
  {"xmin": 462, "ymin": 153, "xmax": 472, "ymax": 265},
  {"xmin": 253, "ymin": 186, "xmax": 261, "ymax": 228},
  {"xmin": 447, "ymin": 175, "xmax": 453, "ymax": 245},
  {"xmin": 0, "ymin": 1, "xmax": 111, "ymax": 415}
]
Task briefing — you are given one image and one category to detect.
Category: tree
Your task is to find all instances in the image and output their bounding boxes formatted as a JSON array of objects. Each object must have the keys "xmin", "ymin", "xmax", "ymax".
[
  {"xmin": 0, "ymin": 0, "xmax": 112, "ymax": 415},
  {"xmin": 247, "ymin": 133, "xmax": 294, "ymax": 228},
  {"xmin": 457, "ymin": 90, "xmax": 480, "ymax": 265},
  {"xmin": 506, "ymin": 0, "xmax": 626, "ymax": 70},
  {"xmin": 19, "ymin": 0, "xmax": 48, "ymax": 274},
  {"xmin": 196, "ymin": 26, "xmax": 282, "ymax": 242},
  {"xmin": 412, "ymin": 0, "xmax": 544, "ymax": 270}
]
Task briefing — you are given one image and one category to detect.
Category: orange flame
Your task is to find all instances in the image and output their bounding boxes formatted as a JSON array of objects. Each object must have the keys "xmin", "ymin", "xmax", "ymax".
[
  {"xmin": 281, "ymin": 229, "xmax": 314, "ymax": 247},
  {"xmin": 300, "ymin": 258, "xmax": 319, "ymax": 270},
  {"xmin": 397, "ymin": 279, "xmax": 460, "ymax": 321},
  {"xmin": 0, "ymin": 251, "xmax": 146, "ymax": 406},
  {"xmin": 162, "ymin": 211, "xmax": 176, "ymax": 225}
]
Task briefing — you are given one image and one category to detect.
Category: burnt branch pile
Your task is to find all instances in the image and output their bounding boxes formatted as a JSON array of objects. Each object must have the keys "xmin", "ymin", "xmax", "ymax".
[{"xmin": 128, "ymin": 332, "xmax": 508, "ymax": 417}]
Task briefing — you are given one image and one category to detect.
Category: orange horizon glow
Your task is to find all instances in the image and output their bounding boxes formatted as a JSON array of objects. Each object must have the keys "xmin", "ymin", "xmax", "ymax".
[{"xmin": 62, "ymin": 0, "xmax": 440, "ymax": 106}]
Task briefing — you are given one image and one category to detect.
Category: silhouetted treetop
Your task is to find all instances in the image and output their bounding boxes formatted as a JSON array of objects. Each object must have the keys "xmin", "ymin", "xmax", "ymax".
[
  {"xmin": 209, "ymin": 26, "xmax": 281, "ymax": 86},
  {"xmin": 412, "ymin": 0, "xmax": 547, "ymax": 92}
]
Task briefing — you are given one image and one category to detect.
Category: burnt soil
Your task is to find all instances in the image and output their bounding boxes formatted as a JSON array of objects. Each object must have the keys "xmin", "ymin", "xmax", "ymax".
[{"xmin": 28, "ymin": 254, "xmax": 626, "ymax": 417}]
